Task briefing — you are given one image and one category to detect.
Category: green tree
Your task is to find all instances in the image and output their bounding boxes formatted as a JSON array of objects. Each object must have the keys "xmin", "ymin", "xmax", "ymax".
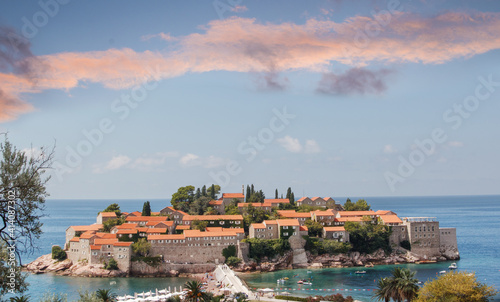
[
  {"xmin": 142, "ymin": 201, "xmax": 151, "ymax": 216},
  {"xmin": 222, "ymin": 245, "xmax": 237, "ymax": 260},
  {"xmin": 305, "ymin": 220, "xmax": 323, "ymax": 237},
  {"xmin": 195, "ymin": 188, "xmax": 201, "ymax": 199},
  {"xmin": 0, "ymin": 138, "xmax": 54, "ymax": 296},
  {"xmin": 51, "ymin": 245, "xmax": 67, "ymax": 261},
  {"xmin": 344, "ymin": 218, "xmax": 391, "ymax": 254},
  {"xmin": 415, "ymin": 271, "xmax": 498, "ymax": 302},
  {"xmin": 105, "ymin": 258, "xmax": 119, "ymax": 270},
  {"xmin": 290, "ymin": 192, "xmax": 295, "ymax": 204},
  {"xmin": 343, "ymin": 199, "xmax": 370, "ymax": 211},
  {"xmin": 95, "ymin": 289, "xmax": 117, "ymax": 302},
  {"xmin": 373, "ymin": 268, "xmax": 419, "ymax": 302},
  {"xmin": 132, "ymin": 238, "xmax": 151, "ymax": 257},
  {"xmin": 201, "ymin": 185, "xmax": 207, "ymax": 197},
  {"xmin": 9, "ymin": 295, "xmax": 30, "ymax": 302},
  {"xmin": 184, "ymin": 281, "xmax": 209, "ymax": 302},
  {"xmin": 246, "ymin": 185, "xmax": 251, "ymax": 202},
  {"xmin": 226, "ymin": 257, "xmax": 242, "ymax": 267},
  {"xmin": 102, "ymin": 218, "xmax": 124, "ymax": 233},
  {"xmin": 192, "ymin": 220, "xmax": 208, "ymax": 231},
  {"xmin": 207, "ymin": 184, "xmax": 220, "ymax": 200},
  {"xmin": 286, "ymin": 187, "xmax": 292, "ymax": 199},
  {"xmin": 275, "ymin": 189, "xmax": 278, "ymax": 199},
  {"xmin": 189, "ymin": 196, "xmax": 212, "ymax": 215},
  {"xmin": 101, "ymin": 203, "xmax": 121, "ymax": 217},
  {"xmin": 171, "ymin": 186, "xmax": 195, "ymax": 212},
  {"xmin": 78, "ymin": 289, "xmax": 100, "ymax": 302}
]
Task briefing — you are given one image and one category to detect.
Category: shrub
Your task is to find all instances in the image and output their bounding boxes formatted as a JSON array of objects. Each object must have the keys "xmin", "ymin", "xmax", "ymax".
[
  {"xmin": 131, "ymin": 255, "xmax": 162, "ymax": 267},
  {"xmin": 243, "ymin": 238, "xmax": 290, "ymax": 261},
  {"xmin": 275, "ymin": 295, "xmax": 308, "ymax": 302},
  {"xmin": 303, "ymin": 236, "xmax": 351, "ymax": 255},
  {"xmin": 51, "ymin": 246, "xmax": 67, "ymax": 261},
  {"xmin": 222, "ymin": 245, "xmax": 237, "ymax": 260},
  {"xmin": 105, "ymin": 258, "xmax": 118, "ymax": 270},
  {"xmin": 226, "ymin": 257, "xmax": 242, "ymax": 267}
]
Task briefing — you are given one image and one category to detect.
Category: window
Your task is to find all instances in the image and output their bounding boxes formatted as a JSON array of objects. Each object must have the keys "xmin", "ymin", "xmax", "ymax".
[
  {"xmin": 423, "ymin": 226, "xmax": 426, "ymax": 232},
  {"xmin": 283, "ymin": 226, "xmax": 288, "ymax": 229},
  {"xmin": 210, "ymin": 221, "xmax": 214, "ymax": 224},
  {"xmin": 268, "ymin": 226, "xmax": 272, "ymax": 230},
  {"xmin": 415, "ymin": 227, "xmax": 418, "ymax": 232},
  {"xmin": 159, "ymin": 240, "xmax": 164, "ymax": 243},
  {"xmin": 220, "ymin": 221, "xmax": 225, "ymax": 225},
  {"xmin": 293, "ymin": 232, "xmax": 296, "ymax": 236},
  {"xmin": 235, "ymin": 221, "xmax": 241, "ymax": 224},
  {"xmin": 432, "ymin": 226, "xmax": 435, "ymax": 231},
  {"xmin": 283, "ymin": 232, "xmax": 288, "ymax": 236}
]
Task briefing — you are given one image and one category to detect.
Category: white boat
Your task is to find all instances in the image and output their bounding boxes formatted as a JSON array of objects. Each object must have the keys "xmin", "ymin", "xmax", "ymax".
[
  {"xmin": 439, "ymin": 270, "xmax": 447, "ymax": 274},
  {"xmin": 449, "ymin": 263, "xmax": 458, "ymax": 269},
  {"xmin": 355, "ymin": 271, "xmax": 367, "ymax": 274}
]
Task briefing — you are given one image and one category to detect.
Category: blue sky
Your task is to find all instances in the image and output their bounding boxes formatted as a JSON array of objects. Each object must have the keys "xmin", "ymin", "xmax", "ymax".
[{"xmin": 1, "ymin": 0, "xmax": 500, "ymax": 199}]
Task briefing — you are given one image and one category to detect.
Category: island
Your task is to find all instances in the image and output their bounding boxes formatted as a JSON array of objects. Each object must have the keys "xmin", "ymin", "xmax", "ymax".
[{"xmin": 26, "ymin": 185, "xmax": 460, "ymax": 277}]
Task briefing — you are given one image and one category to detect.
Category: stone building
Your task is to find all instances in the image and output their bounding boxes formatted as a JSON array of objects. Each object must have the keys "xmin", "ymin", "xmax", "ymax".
[
  {"xmin": 403, "ymin": 217, "xmax": 441, "ymax": 258},
  {"xmin": 208, "ymin": 199, "xmax": 225, "ymax": 214},
  {"xmin": 96, "ymin": 212, "xmax": 117, "ymax": 224},
  {"xmin": 248, "ymin": 220, "xmax": 279, "ymax": 239},
  {"xmin": 277, "ymin": 210, "xmax": 311, "ymax": 225},
  {"xmin": 323, "ymin": 226, "xmax": 349, "ymax": 242},
  {"xmin": 311, "ymin": 209, "xmax": 337, "ymax": 226},
  {"xmin": 181, "ymin": 215, "xmax": 244, "ymax": 228}
]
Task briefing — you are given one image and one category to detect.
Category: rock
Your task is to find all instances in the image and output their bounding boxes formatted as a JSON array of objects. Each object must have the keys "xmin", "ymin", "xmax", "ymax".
[{"xmin": 169, "ymin": 270, "xmax": 179, "ymax": 277}]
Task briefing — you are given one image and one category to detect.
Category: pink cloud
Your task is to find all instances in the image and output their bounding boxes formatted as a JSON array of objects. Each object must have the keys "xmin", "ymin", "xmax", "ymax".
[{"xmin": 2, "ymin": 11, "xmax": 500, "ymax": 121}]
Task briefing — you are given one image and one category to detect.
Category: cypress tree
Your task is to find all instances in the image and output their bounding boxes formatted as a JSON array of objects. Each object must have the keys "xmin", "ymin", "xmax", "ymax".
[
  {"xmin": 201, "ymin": 185, "xmax": 207, "ymax": 197},
  {"xmin": 210, "ymin": 184, "xmax": 216, "ymax": 199},
  {"xmin": 246, "ymin": 185, "xmax": 251, "ymax": 202},
  {"xmin": 142, "ymin": 201, "xmax": 151, "ymax": 216},
  {"xmin": 289, "ymin": 192, "xmax": 295, "ymax": 205},
  {"xmin": 195, "ymin": 188, "xmax": 201, "ymax": 199},
  {"xmin": 286, "ymin": 187, "xmax": 292, "ymax": 199},
  {"xmin": 275, "ymin": 189, "xmax": 278, "ymax": 199},
  {"xmin": 251, "ymin": 184, "xmax": 255, "ymax": 195}
]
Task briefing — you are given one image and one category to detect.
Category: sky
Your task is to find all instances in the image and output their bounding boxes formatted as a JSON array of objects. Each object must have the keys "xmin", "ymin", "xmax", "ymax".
[{"xmin": 1, "ymin": 0, "xmax": 500, "ymax": 199}]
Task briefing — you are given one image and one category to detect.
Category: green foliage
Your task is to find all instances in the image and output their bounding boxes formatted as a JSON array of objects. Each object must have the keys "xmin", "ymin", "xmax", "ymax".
[
  {"xmin": 305, "ymin": 220, "xmax": 323, "ymax": 237},
  {"xmin": 414, "ymin": 271, "xmax": 498, "ymax": 302},
  {"xmin": 184, "ymin": 280, "xmax": 209, "ymax": 302},
  {"xmin": 343, "ymin": 199, "xmax": 370, "ymax": 211},
  {"xmin": 132, "ymin": 238, "xmax": 151, "ymax": 257},
  {"xmin": 275, "ymin": 189, "xmax": 278, "ymax": 199},
  {"xmin": 278, "ymin": 203, "xmax": 296, "ymax": 210},
  {"xmin": 105, "ymin": 258, "xmax": 119, "ymax": 270},
  {"xmin": 296, "ymin": 205, "xmax": 326, "ymax": 212},
  {"xmin": 222, "ymin": 245, "xmax": 237, "ymax": 260},
  {"xmin": 77, "ymin": 289, "xmax": 101, "ymax": 302},
  {"xmin": 0, "ymin": 137, "xmax": 53, "ymax": 296},
  {"xmin": 373, "ymin": 268, "xmax": 419, "ymax": 302},
  {"xmin": 103, "ymin": 217, "xmax": 125, "ymax": 233},
  {"xmin": 226, "ymin": 256, "xmax": 242, "ymax": 267},
  {"xmin": 101, "ymin": 203, "xmax": 122, "ymax": 217},
  {"xmin": 303, "ymin": 236, "xmax": 351, "ymax": 255},
  {"xmin": 9, "ymin": 295, "xmax": 30, "ymax": 302},
  {"xmin": 95, "ymin": 289, "xmax": 117, "ymax": 302},
  {"xmin": 172, "ymin": 185, "xmax": 221, "ymax": 214},
  {"xmin": 275, "ymin": 295, "xmax": 308, "ymax": 302},
  {"xmin": 131, "ymin": 256, "xmax": 161, "ymax": 267},
  {"xmin": 51, "ymin": 245, "xmax": 67, "ymax": 261},
  {"xmin": 39, "ymin": 293, "xmax": 67, "ymax": 302},
  {"xmin": 305, "ymin": 294, "xmax": 354, "ymax": 302},
  {"xmin": 400, "ymin": 240, "xmax": 411, "ymax": 251},
  {"xmin": 207, "ymin": 184, "xmax": 220, "ymax": 200},
  {"xmin": 244, "ymin": 238, "xmax": 290, "ymax": 261},
  {"xmin": 344, "ymin": 220, "xmax": 392, "ymax": 254},
  {"xmin": 192, "ymin": 220, "xmax": 209, "ymax": 231},
  {"xmin": 142, "ymin": 201, "xmax": 151, "ymax": 216}
]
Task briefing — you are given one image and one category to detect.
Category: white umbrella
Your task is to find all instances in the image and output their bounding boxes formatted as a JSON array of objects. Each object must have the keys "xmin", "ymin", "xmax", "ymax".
[{"xmin": 261, "ymin": 288, "xmax": 274, "ymax": 292}]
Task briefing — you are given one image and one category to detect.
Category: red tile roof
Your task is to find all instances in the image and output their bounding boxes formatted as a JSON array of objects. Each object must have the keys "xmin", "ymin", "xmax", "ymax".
[
  {"xmin": 90, "ymin": 245, "xmax": 101, "ymax": 250},
  {"xmin": 126, "ymin": 216, "xmax": 168, "ymax": 222},
  {"xmin": 176, "ymin": 225, "xmax": 190, "ymax": 230},
  {"xmin": 69, "ymin": 224, "xmax": 103, "ymax": 232},
  {"xmin": 264, "ymin": 199, "xmax": 290, "ymax": 204},
  {"xmin": 209, "ymin": 200, "xmax": 224, "ymax": 205},
  {"xmin": 113, "ymin": 241, "xmax": 133, "ymax": 247},
  {"xmin": 324, "ymin": 226, "xmax": 346, "ymax": 232},
  {"xmin": 146, "ymin": 228, "xmax": 167, "ymax": 233},
  {"xmin": 222, "ymin": 193, "xmax": 244, "ymax": 199},
  {"xmin": 116, "ymin": 229, "xmax": 138, "ymax": 235},
  {"xmin": 99, "ymin": 212, "xmax": 117, "ymax": 217},
  {"xmin": 337, "ymin": 211, "xmax": 376, "ymax": 217},
  {"xmin": 379, "ymin": 215, "xmax": 403, "ymax": 224},
  {"xmin": 69, "ymin": 237, "xmax": 80, "ymax": 242},
  {"xmin": 148, "ymin": 234, "xmax": 185, "ymax": 240},
  {"xmin": 95, "ymin": 233, "xmax": 117, "ymax": 239},
  {"xmin": 263, "ymin": 220, "xmax": 278, "ymax": 225},
  {"xmin": 277, "ymin": 219, "xmax": 300, "ymax": 226},
  {"xmin": 182, "ymin": 215, "xmax": 243, "ymax": 221},
  {"xmin": 277, "ymin": 210, "xmax": 311, "ymax": 218},
  {"xmin": 94, "ymin": 238, "xmax": 119, "ymax": 245},
  {"xmin": 251, "ymin": 223, "xmax": 265, "ymax": 229},
  {"xmin": 297, "ymin": 197, "xmax": 309, "ymax": 202},
  {"xmin": 115, "ymin": 223, "xmax": 138, "ymax": 229},
  {"xmin": 312, "ymin": 209, "xmax": 336, "ymax": 217}
]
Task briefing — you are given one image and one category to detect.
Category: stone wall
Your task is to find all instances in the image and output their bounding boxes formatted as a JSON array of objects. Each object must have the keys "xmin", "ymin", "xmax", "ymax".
[
  {"xmin": 130, "ymin": 262, "xmax": 216, "ymax": 276},
  {"xmin": 389, "ymin": 225, "xmax": 408, "ymax": 247},
  {"xmin": 405, "ymin": 220, "xmax": 441, "ymax": 258},
  {"xmin": 439, "ymin": 227, "xmax": 459, "ymax": 259}
]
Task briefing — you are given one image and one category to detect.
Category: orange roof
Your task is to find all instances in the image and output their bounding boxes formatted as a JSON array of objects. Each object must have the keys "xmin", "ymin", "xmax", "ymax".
[
  {"xmin": 69, "ymin": 237, "xmax": 80, "ymax": 242},
  {"xmin": 335, "ymin": 217, "xmax": 364, "ymax": 222},
  {"xmin": 323, "ymin": 197, "xmax": 334, "ymax": 201},
  {"xmin": 237, "ymin": 202, "xmax": 265, "ymax": 208},
  {"xmin": 324, "ymin": 226, "xmax": 346, "ymax": 232},
  {"xmin": 375, "ymin": 210, "xmax": 397, "ymax": 215},
  {"xmin": 95, "ymin": 233, "xmax": 116, "ymax": 239},
  {"xmin": 251, "ymin": 223, "xmax": 265, "ymax": 229},
  {"xmin": 176, "ymin": 225, "xmax": 190, "ymax": 230},
  {"xmin": 94, "ymin": 238, "xmax": 119, "ymax": 245},
  {"xmin": 146, "ymin": 221, "xmax": 174, "ymax": 227},
  {"xmin": 90, "ymin": 245, "xmax": 101, "ymax": 250},
  {"xmin": 264, "ymin": 220, "xmax": 278, "ymax": 225},
  {"xmin": 209, "ymin": 200, "xmax": 224, "ymax": 205},
  {"xmin": 116, "ymin": 223, "xmax": 138, "ymax": 229},
  {"xmin": 205, "ymin": 227, "xmax": 223, "ymax": 232},
  {"xmin": 297, "ymin": 197, "xmax": 309, "ymax": 202},
  {"xmin": 337, "ymin": 211, "xmax": 376, "ymax": 217},
  {"xmin": 313, "ymin": 209, "xmax": 336, "ymax": 217},
  {"xmin": 222, "ymin": 193, "xmax": 244, "ymax": 199},
  {"xmin": 300, "ymin": 225, "xmax": 308, "ymax": 231},
  {"xmin": 182, "ymin": 215, "xmax": 243, "ymax": 221},
  {"xmin": 129, "ymin": 211, "xmax": 142, "ymax": 216},
  {"xmin": 380, "ymin": 215, "xmax": 403, "ymax": 224},
  {"xmin": 277, "ymin": 210, "xmax": 311, "ymax": 218},
  {"xmin": 148, "ymin": 234, "xmax": 185, "ymax": 240},
  {"xmin": 164, "ymin": 207, "xmax": 189, "ymax": 215},
  {"xmin": 126, "ymin": 216, "xmax": 168, "ymax": 222},
  {"xmin": 69, "ymin": 224, "xmax": 103, "ymax": 232},
  {"xmin": 113, "ymin": 241, "xmax": 133, "ymax": 247},
  {"xmin": 277, "ymin": 219, "xmax": 300, "ymax": 226},
  {"xmin": 137, "ymin": 227, "xmax": 149, "ymax": 232},
  {"xmin": 146, "ymin": 228, "xmax": 167, "ymax": 233},
  {"xmin": 311, "ymin": 197, "xmax": 322, "ymax": 201},
  {"xmin": 80, "ymin": 231, "xmax": 96, "ymax": 239},
  {"xmin": 117, "ymin": 229, "xmax": 138, "ymax": 235},
  {"xmin": 264, "ymin": 199, "xmax": 290, "ymax": 204},
  {"xmin": 99, "ymin": 212, "xmax": 117, "ymax": 217}
]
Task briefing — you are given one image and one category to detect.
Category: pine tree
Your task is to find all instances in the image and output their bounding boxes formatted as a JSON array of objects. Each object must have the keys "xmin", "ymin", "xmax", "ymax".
[
  {"xmin": 275, "ymin": 189, "xmax": 278, "ymax": 199},
  {"xmin": 142, "ymin": 201, "xmax": 151, "ymax": 216},
  {"xmin": 246, "ymin": 185, "xmax": 251, "ymax": 202},
  {"xmin": 209, "ymin": 184, "xmax": 215, "ymax": 199},
  {"xmin": 201, "ymin": 185, "xmax": 207, "ymax": 197}
]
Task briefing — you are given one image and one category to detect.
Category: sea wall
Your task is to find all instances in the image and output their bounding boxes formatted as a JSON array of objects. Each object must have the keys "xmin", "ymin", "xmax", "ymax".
[{"xmin": 130, "ymin": 262, "xmax": 216, "ymax": 276}]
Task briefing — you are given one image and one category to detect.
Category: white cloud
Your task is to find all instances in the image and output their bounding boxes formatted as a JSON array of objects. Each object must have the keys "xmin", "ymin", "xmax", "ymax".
[
  {"xmin": 278, "ymin": 136, "xmax": 303, "ymax": 153},
  {"xmin": 304, "ymin": 140, "xmax": 321, "ymax": 154},
  {"xmin": 278, "ymin": 136, "xmax": 321, "ymax": 154},
  {"xmin": 383, "ymin": 144, "xmax": 398, "ymax": 154},
  {"xmin": 179, "ymin": 153, "xmax": 227, "ymax": 168},
  {"xmin": 448, "ymin": 141, "xmax": 464, "ymax": 148},
  {"xmin": 93, "ymin": 155, "xmax": 131, "ymax": 173}
]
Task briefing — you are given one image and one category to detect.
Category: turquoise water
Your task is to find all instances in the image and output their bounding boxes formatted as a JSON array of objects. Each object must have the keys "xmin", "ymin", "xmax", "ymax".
[{"xmin": 9, "ymin": 196, "xmax": 500, "ymax": 301}]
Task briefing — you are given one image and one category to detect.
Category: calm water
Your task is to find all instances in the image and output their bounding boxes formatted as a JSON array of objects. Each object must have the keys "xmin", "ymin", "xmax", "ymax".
[{"xmin": 11, "ymin": 196, "xmax": 500, "ymax": 301}]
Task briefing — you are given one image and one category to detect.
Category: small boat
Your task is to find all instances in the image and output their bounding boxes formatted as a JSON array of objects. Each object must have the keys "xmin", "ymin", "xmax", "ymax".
[
  {"xmin": 297, "ymin": 279, "xmax": 311, "ymax": 284},
  {"xmin": 297, "ymin": 280, "xmax": 303, "ymax": 284},
  {"xmin": 439, "ymin": 270, "xmax": 447, "ymax": 274},
  {"xmin": 302, "ymin": 281, "xmax": 312, "ymax": 285},
  {"xmin": 449, "ymin": 263, "xmax": 458, "ymax": 270},
  {"xmin": 283, "ymin": 277, "xmax": 289, "ymax": 280},
  {"xmin": 307, "ymin": 270, "xmax": 312, "ymax": 274},
  {"xmin": 355, "ymin": 271, "xmax": 367, "ymax": 274}
]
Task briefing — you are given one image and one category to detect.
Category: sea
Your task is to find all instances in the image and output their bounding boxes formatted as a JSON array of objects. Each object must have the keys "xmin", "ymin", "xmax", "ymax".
[{"xmin": 9, "ymin": 195, "xmax": 500, "ymax": 302}]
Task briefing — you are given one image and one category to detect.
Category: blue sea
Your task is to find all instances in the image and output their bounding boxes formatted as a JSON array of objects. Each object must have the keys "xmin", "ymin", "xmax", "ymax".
[{"xmin": 11, "ymin": 196, "xmax": 500, "ymax": 301}]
